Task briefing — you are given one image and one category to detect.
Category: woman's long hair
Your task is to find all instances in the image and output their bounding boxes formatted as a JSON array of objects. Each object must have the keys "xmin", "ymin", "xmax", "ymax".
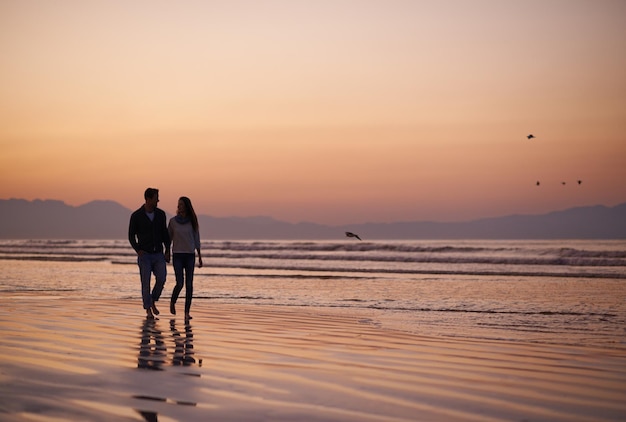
[{"xmin": 179, "ymin": 196, "xmax": 199, "ymax": 232}]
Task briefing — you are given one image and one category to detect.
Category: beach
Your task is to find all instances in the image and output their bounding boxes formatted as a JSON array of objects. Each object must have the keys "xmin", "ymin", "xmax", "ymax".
[{"xmin": 1, "ymin": 295, "xmax": 625, "ymax": 422}]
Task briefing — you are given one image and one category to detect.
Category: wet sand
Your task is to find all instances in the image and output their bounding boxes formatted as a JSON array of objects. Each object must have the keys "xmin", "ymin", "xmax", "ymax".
[{"xmin": 0, "ymin": 295, "xmax": 625, "ymax": 421}]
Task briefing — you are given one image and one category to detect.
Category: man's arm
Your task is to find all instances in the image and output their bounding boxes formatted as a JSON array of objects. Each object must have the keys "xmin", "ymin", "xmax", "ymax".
[
  {"xmin": 128, "ymin": 213, "xmax": 140, "ymax": 253},
  {"xmin": 160, "ymin": 210, "xmax": 171, "ymax": 262}
]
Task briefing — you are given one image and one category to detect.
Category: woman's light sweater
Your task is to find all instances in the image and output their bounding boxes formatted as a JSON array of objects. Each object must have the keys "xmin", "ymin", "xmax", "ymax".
[{"xmin": 168, "ymin": 217, "xmax": 200, "ymax": 254}]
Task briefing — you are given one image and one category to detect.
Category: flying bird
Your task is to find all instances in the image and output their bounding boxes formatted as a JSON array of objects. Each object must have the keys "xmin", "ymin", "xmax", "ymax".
[
  {"xmin": 536, "ymin": 181, "xmax": 540, "ymax": 186},
  {"xmin": 527, "ymin": 134, "xmax": 535, "ymax": 139},
  {"xmin": 578, "ymin": 180, "xmax": 582, "ymax": 185},
  {"xmin": 345, "ymin": 232, "xmax": 362, "ymax": 241}
]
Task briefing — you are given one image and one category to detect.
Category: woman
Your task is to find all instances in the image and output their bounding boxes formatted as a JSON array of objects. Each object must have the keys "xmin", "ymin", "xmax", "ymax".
[{"xmin": 168, "ymin": 196, "xmax": 203, "ymax": 320}]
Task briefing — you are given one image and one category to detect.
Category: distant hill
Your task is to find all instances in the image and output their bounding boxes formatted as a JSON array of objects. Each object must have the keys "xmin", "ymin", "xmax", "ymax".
[
  {"xmin": 0, "ymin": 199, "xmax": 132, "ymax": 239},
  {"xmin": 0, "ymin": 198, "xmax": 625, "ymax": 239},
  {"xmin": 342, "ymin": 203, "xmax": 626, "ymax": 240}
]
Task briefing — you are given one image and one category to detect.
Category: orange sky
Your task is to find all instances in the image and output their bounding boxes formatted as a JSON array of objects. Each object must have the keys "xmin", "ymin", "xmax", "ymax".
[{"xmin": 1, "ymin": 0, "xmax": 625, "ymax": 224}]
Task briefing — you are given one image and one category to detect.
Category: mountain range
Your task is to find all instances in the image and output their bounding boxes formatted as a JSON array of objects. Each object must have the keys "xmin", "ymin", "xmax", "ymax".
[{"xmin": 1, "ymin": 198, "xmax": 625, "ymax": 240}]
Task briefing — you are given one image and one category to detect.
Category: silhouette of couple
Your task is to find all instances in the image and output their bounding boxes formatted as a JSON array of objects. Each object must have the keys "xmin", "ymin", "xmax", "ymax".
[{"xmin": 128, "ymin": 188, "xmax": 203, "ymax": 320}]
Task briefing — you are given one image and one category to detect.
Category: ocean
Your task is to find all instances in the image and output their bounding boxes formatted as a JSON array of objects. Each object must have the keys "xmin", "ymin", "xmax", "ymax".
[{"xmin": 1, "ymin": 239, "xmax": 625, "ymax": 350}]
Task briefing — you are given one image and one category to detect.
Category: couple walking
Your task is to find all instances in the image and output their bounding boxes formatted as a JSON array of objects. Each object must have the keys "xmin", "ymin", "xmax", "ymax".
[{"xmin": 128, "ymin": 188, "xmax": 203, "ymax": 320}]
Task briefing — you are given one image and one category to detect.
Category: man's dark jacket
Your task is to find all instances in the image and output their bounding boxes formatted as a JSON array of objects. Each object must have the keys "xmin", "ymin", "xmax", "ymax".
[{"xmin": 128, "ymin": 206, "xmax": 171, "ymax": 254}]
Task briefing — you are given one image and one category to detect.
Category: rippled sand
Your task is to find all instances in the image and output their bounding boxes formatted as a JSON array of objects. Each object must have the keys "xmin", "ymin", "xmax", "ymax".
[{"xmin": 0, "ymin": 295, "xmax": 625, "ymax": 421}]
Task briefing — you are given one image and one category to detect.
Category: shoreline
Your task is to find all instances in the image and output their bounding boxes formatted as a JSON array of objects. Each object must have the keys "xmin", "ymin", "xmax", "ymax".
[{"xmin": 1, "ymin": 296, "xmax": 625, "ymax": 421}]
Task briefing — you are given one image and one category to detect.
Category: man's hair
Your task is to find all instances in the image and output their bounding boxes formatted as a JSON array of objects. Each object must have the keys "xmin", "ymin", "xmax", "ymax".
[{"xmin": 144, "ymin": 188, "xmax": 159, "ymax": 200}]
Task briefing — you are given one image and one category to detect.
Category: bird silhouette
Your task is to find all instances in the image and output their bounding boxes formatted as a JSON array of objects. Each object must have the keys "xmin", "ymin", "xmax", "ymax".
[
  {"xmin": 527, "ymin": 134, "xmax": 535, "ymax": 139},
  {"xmin": 562, "ymin": 182, "xmax": 566, "ymax": 185},
  {"xmin": 577, "ymin": 180, "xmax": 582, "ymax": 185},
  {"xmin": 345, "ymin": 232, "xmax": 362, "ymax": 241},
  {"xmin": 536, "ymin": 181, "xmax": 540, "ymax": 186}
]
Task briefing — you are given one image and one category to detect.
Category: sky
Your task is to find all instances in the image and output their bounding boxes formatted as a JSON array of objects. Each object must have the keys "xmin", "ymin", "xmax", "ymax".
[{"xmin": 1, "ymin": 0, "xmax": 625, "ymax": 225}]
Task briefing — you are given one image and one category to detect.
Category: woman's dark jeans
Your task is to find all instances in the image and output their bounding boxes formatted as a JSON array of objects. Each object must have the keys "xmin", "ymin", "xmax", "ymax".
[{"xmin": 171, "ymin": 253, "xmax": 195, "ymax": 314}]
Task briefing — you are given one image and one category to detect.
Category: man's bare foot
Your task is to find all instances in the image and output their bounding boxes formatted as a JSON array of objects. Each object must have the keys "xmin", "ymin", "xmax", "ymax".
[{"xmin": 151, "ymin": 303, "xmax": 160, "ymax": 315}]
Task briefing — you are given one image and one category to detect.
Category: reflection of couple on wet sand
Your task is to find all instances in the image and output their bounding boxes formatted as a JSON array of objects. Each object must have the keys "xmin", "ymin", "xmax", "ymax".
[
  {"xmin": 137, "ymin": 318, "xmax": 196, "ymax": 370},
  {"xmin": 170, "ymin": 319, "xmax": 196, "ymax": 366}
]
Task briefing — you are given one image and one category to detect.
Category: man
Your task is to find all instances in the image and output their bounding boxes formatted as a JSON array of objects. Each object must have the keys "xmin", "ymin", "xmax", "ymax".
[{"xmin": 128, "ymin": 188, "xmax": 171, "ymax": 319}]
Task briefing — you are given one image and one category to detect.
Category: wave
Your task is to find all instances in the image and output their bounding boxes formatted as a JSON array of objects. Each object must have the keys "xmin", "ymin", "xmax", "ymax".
[
  {"xmin": 3, "ymin": 249, "xmax": 624, "ymax": 267},
  {"xmin": 0, "ymin": 255, "xmax": 109, "ymax": 262},
  {"xmin": 191, "ymin": 251, "xmax": 626, "ymax": 267},
  {"xmin": 2, "ymin": 251, "xmax": 625, "ymax": 267},
  {"xmin": 4, "ymin": 238, "xmax": 626, "ymax": 252},
  {"xmin": 203, "ymin": 241, "xmax": 626, "ymax": 258},
  {"xmin": 3, "ymin": 239, "xmax": 625, "ymax": 256},
  {"xmin": 1, "ymin": 240, "xmax": 625, "ymax": 278},
  {"xmin": 189, "ymin": 265, "xmax": 626, "ymax": 280}
]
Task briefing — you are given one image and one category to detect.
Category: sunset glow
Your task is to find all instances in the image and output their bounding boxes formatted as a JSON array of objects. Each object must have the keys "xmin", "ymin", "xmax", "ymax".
[{"xmin": 1, "ymin": 0, "xmax": 625, "ymax": 224}]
